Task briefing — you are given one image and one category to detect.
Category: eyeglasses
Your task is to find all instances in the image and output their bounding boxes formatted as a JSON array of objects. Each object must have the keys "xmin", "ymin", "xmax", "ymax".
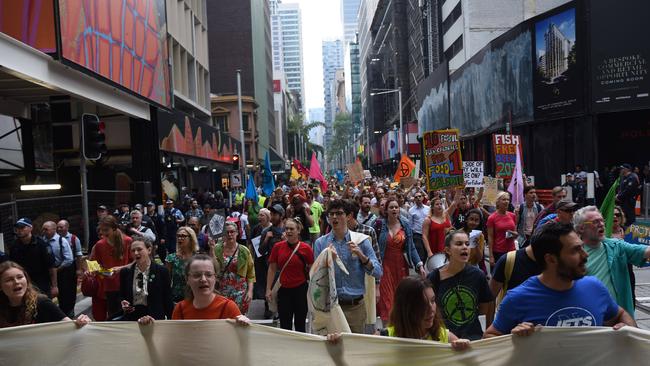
[
  {"xmin": 177, "ymin": 234, "xmax": 189, "ymax": 239},
  {"xmin": 189, "ymin": 271, "xmax": 215, "ymax": 280},
  {"xmin": 328, "ymin": 211, "xmax": 346, "ymax": 217},
  {"xmin": 584, "ymin": 219, "xmax": 605, "ymax": 226},
  {"xmin": 614, "ymin": 213, "xmax": 622, "ymax": 217}
]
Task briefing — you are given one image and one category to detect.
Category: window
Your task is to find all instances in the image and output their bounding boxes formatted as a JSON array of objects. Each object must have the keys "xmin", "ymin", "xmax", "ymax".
[
  {"xmin": 214, "ymin": 115, "xmax": 229, "ymax": 132},
  {"xmin": 442, "ymin": 2, "xmax": 462, "ymax": 34},
  {"xmin": 243, "ymin": 114, "xmax": 250, "ymax": 131},
  {"xmin": 444, "ymin": 35, "xmax": 463, "ymax": 60}
]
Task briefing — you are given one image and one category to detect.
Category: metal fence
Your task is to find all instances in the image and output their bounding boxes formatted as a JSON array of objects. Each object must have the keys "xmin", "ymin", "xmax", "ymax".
[{"xmin": 0, "ymin": 190, "xmax": 134, "ymax": 254}]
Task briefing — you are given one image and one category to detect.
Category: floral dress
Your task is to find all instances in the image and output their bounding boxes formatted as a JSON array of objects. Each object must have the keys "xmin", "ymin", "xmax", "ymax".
[
  {"xmin": 219, "ymin": 250, "xmax": 250, "ymax": 314},
  {"xmin": 165, "ymin": 253, "xmax": 187, "ymax": 302}
]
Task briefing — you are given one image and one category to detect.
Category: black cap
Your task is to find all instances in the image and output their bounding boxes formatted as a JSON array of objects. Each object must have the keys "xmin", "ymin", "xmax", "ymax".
[
  {"xmin": 165, "ymin": 199, "xmax": 174, "ymax": 204},
  {"xmin": 620, "ymin": 163, "xmax": 632, "ymax": 170},
  {"xmin": 146, "ymin": 201, "xmax": 156, "ymax": 207},
  {"xmin": 97, "ymin": 205, "xmax": 108, "ymax": 211},
  {"xmin": 14, "ymin": 218, "xmax": 32, "ymax": 228},
  {"xmin": 269, "ymin": 204, "xmax": 285, "ymax": 216}
]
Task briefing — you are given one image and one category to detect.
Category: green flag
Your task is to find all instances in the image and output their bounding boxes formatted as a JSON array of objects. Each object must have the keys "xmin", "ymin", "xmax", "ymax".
[{"xmin": 600, "ymin": 177, "xmax": 620, "ymax": 237}]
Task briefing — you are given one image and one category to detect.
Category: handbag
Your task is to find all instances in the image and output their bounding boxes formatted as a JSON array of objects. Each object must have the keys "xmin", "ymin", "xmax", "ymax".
[
  {"xmin": 268, "ymin": 243, "xmax": 301, "ymax": 313},
  {"xmin": 81, "ymin": 273, "xmax": 99, "ymax": 297}
]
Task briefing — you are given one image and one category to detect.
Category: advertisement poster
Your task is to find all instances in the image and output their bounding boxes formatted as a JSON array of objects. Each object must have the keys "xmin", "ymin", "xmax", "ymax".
[
  {"xmin": 463, "ymin": 161, "xmax": 484, "ymax": 188},
  {"xmin": 590, "ymin": 1, "xmax": 650, "ymax": 112},
  {"xmin": 423, "ymin": 129, "xmax": 464, "ymax": 192},
  {"xmin": 492, "ymin": 134, "xmax": 523, "ymax": 180},
  {"xmin": 533, "ymin": 6, "xmax": 583, "ymax": 118}
]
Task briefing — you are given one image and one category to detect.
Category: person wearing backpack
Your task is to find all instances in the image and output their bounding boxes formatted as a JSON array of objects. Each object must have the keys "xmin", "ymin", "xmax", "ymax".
[
  {"xmin": 489, "ymin": 235, "xmax": 542, "ymax": 308},
  {"xmin": 514, "ymin": 186, "xmax": 544, "ymax": 249}
]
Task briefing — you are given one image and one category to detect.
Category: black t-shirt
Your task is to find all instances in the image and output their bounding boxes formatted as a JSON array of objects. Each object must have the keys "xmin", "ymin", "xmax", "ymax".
[
  {"xmin": 8, "ymin": 237, "xmax": 55, "ymax": 294},
  {"xmin": 259, "ymin": 225, "xmax": 284, "ymax": 257},
  {"xmin": 5, "ymin": 297, "xmax": 66, "ymax": 327},
  {"xmin": 492, "ymin": 248, "xmax": 542, "ymax": 291},
  {"xmin": 428, "ymin": 265, "xmax": 492, "ymax": 340},
  {"xmin": 451, "ymin": 208, "xmax": 469, "ymax": 230}
]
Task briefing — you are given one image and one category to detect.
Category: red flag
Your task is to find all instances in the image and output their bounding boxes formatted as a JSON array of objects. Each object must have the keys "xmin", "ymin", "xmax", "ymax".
[
  {"xmin": 308, "ymin": 152, "xmax": 328, "ymax": 192},
  {"xmin": 293, "ymin": 159, "xmax": 309, "ymax": 179}
]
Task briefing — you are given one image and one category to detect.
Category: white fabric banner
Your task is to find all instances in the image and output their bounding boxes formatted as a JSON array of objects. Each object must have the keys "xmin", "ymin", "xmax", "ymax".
[{"xmin": 1, "ymin": 321, "xmax": 650, "ymax": 365}]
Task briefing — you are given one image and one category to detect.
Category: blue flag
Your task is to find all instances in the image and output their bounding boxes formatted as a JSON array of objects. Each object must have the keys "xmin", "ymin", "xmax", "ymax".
[
  {"xmin": 245, "ymin": 173, "xmax": 258, "ymax": 203},
  {"xmin": 262, "ymin": 151, "xmax": 276, "ymax": 196},
  {"xmin": 336, "ymin": 170, "xmax": 344, "ymax": 183}
]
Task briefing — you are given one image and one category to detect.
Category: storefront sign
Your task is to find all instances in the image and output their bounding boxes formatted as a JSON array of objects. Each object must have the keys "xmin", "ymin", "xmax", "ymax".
[
  {"xmin": 463, "ymin": 161, "xmax": 484, "ymax": 188},
  {"xmin": 492, "ymin": 134, "xmax": 523, "ymax": 180},
  {"xmin": 423, "ymin": 129, "xmax": 464, "ymax": 192}
]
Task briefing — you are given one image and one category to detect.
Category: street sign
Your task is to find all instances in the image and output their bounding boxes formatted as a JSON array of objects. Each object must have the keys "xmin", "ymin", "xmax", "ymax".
[{"xmin": 230, "ymin": 172, "xmax": 242, "ymax": 188}]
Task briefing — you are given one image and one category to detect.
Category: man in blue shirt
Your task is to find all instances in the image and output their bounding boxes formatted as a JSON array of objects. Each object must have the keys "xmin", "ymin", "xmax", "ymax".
[
  {"xmin": 41, "ymin": 221, "xmax": 74, "ymax": 315},
  {"xmin": 484, "ymin": 222, "xmax": 635, "ymax": 337},
  {"xmin": 313, "ymin": 199, "xmax": 382, "ymax": 333}
]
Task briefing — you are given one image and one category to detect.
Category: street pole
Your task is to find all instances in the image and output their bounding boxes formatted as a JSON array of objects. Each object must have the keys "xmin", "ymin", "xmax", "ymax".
[
  {"xmin": 237, "ymin": 70, "xmax": 246, "ymax": 179},
  {"xmin": 398, "ymin": 87, "xmax": 403, "ymax": 155},
  {"xmin": 79, "ymin": 121, "xmax": 89, "ymax": 252}
]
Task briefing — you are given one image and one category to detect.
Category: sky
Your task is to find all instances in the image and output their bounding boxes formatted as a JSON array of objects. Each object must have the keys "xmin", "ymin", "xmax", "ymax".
[
  {"xmin": 535, "ymin": 7, "xmax": 576, "ymax": 58},
  {"xmin": 282, "ymin": 0, "xmax": 343, "ymax": 114}
]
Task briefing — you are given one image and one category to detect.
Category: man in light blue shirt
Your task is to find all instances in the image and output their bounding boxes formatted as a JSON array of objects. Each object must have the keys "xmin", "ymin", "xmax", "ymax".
[
  {"xmin": 314, "ymin": 199, "xmax": 382, "ymax": 333},
  {"xmin": 42, "ymin": 221, "xmax": 74, "ymax": 316},
  {"xmin": 408, "ymin": 192, "xmax": 430, "ymax": 262}
]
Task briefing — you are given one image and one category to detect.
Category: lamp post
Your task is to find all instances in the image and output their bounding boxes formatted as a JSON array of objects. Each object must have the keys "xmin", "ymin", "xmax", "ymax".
[
  {"xmin": 370, "ymin": 87, "xmax": 403, "ymax": 155},
  {"xmin": 237, "ymin": 70, "xmax": 246, "ymax": 179}
]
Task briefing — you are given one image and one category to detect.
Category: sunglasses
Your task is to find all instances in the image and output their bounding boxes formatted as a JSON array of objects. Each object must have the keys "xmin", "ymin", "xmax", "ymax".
[{"xmin": 614, "ymin": 212, "xmax": 622, "ymax": 217}]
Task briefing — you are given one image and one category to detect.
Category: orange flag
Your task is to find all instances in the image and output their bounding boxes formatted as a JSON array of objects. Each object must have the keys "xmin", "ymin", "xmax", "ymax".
[{"xmin": 394, "ymin": 155, "xmax": 416, "ymax": 182}]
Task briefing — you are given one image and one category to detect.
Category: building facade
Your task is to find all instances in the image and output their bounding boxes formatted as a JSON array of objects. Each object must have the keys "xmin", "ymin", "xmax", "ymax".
[
  {"xmin": 341, "ymin": 0, "xmax": 362, "ymax": 43},
  {"xmin": 322, "ymin": 40, "xmax": 345, "ymax": 149}
]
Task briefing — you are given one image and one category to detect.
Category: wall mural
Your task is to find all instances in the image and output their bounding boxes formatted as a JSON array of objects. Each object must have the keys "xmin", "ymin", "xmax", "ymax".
[
  {"xmin": 157, "ymin": 109, "xmax": 240, "ymax": 164},
  {"xmin": 59, "ymin": 0, "xmax": 171, "ymax": 107}
]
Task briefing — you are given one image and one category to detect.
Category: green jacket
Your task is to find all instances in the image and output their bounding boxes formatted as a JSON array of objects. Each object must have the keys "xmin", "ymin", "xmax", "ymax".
[
  {"xmin": 587, "ymin": 238, "xmax": 647, "ymax": 316},
  {"xmin": 214, "ymin": 243, "xmax": 256, "ymax": 282}
]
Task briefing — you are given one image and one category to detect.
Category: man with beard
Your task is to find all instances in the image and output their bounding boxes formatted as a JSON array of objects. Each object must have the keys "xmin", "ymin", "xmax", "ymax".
[
  {"xmin": 574, "ymin": 206, "xmax": 650, "ymax": 317},
  {"xmin": 484, "ymin": 222, "xmax": 635, "ymax": 337}
]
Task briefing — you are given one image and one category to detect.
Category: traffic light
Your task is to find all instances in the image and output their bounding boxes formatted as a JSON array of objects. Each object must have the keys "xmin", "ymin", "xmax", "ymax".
[
  {"xmin": 82, "ymin": 114, "xmax": 107, "ymax": 160},
  {"xmin": 232, "ymin": 154, "xmax": 240, "ymax": 170}
]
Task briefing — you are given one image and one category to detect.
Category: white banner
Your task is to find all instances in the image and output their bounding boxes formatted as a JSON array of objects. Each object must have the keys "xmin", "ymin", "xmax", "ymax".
[
  {"xmin": 0, "ymin": 321, "xmax": 649, "ymax": 365},
  {"xmin": 463, "ymin": 161, "xmax": 484, "ymax": 188}
]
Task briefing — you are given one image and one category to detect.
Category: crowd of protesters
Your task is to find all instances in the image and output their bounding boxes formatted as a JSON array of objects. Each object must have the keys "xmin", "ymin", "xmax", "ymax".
[{"xmin": 0, "ymin": 163, "xmax": 647, "ymax": 356}]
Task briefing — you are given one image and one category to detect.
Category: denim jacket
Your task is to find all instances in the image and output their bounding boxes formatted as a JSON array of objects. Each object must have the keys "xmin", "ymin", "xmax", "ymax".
[{"xmin": 378, "ymin": 218, "xmax": 422, "ymax": 268}]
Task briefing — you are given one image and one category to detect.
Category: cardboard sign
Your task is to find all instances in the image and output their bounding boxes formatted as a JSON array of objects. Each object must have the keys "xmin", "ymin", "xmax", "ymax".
[
  {"xmin": 423, "ymin": 129, "xmax": 464, "ymax": 192},
  {"xmin": 363, "ymin": 170, "xmax": 372, "ymax": 179},
  {"xmin": 625, "ymin": 223, "xmax": 650, "ymax": 246},
  {"xmin": 492, "ymin": 134, "xmax": 523, "ymax": 180},
  {"xmin": 400, "ymin": 176, "xmax": 416, "ymax": 189},
  {"xmin": 230, "ymin": 172, "xmax": 242, "ymax": 188},
  {"xmin": 463, "ymin": 161, "xmax": 484, "ymax": 188},
  {"xmin": 481, "ymin": 176, "xmax": 502, "ymax": 206},
  {"xmin": 347, "ymin": 161, "xmax": 364, "ymax": 184}
]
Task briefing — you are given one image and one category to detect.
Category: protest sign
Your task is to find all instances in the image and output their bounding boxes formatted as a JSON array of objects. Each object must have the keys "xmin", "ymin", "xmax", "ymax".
[
  {"xmin": 230, "ymin": 172, "xmax": 242, "ymax": 188},
  {"xmin": 492, "ymin": 134, "xmax": 523, "ymax": 180},
  {"xmin": 347, "ymin": 160, "xmax": 364, "ymax": 184},
  {"xmin": 625, "ymin": 223, "xmax": 650, "ymax": 245},
  {"xmin": 463, "ymin": 161, "xmax": 484, "ymax": 188},
  {"xmin": 481, "ymin": 176, "xmax": 502, "ymax": 206},
  {"xmin": 423, "ymin": 129, "xmax": 464, "ymax": 192},
  {"xmin": 400, "ymin": 176, "xmax": 417, "ymax": 189},
  {"xmin": 363, "ymin": 170, "xmax": 372, "ymax": 179}
]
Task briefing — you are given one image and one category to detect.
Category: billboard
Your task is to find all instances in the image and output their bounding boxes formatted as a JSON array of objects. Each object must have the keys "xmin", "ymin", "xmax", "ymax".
[
  {"xmin": 0, "ymin": 0, "xmax": 56, "ymax": 53},
  {"xmin": 533, "ymin": 6, "xmax": 583, "ymax": 118},
  {"xmin": 157, "ymin": 109, "xmax": 240, "ymax": 164},
  {"xmin": 590, "ymin": 1, "xmax": 650, "ymax": 112},
  {"xmin": 59, "ymin": 0, "xmax": 171, "ymax": 107},
  {"xmin": 416, "ymin": 61, "xmax": 449, "ymax": 135}
]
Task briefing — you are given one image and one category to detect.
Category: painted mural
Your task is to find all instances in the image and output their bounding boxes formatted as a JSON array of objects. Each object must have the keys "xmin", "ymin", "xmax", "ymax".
[
  {"xmin": 157, "ymin": 109, "xmax": 240, "ymax": 164},
  {"xmin": 0, "ymin": 0, "xmax": 56, "ymax": 53},
  {"xmin": 58, "ymin": 0, "xmax": 171, "ymax": 107}
]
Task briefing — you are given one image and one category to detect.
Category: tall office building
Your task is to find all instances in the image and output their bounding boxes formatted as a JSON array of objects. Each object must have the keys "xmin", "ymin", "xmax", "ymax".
[
  {"xmin": 341, "ymin": 0, "xmax": 362, "ymax": 43},
  {"xmin": 543, "ymin": 23, "xmax": 572, "ymax": 80},
  {"xmin": 269, "ymin": 1, "xmax": 305, "ymax": 112},
  {"xmin": 349, "ymin": 37, "xmax": 361, "ymax": 135},
  {"xmin": 322, "ymin": 40, "xmax": 345, "ymax": 148}
]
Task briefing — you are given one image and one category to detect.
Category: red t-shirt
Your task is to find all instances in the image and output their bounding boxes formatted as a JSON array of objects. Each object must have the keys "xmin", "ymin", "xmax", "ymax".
[
  {"xmin": 90, "ymin": 235, "xmax": 133, "ymax": 292},
  {"xmin": 268, "ymin": 241, "xmax": 314, "ymax": 288},
  {"xmin": 428, "ymin": 217, "xmax": 451, "ymax": 254},
  {"xmin": 172, "ymin": 295, "xmax": 241, "ymax": 320},
  {"xmin": 487, "ymin": 211, "xmax": 517, "ymax": 253}
]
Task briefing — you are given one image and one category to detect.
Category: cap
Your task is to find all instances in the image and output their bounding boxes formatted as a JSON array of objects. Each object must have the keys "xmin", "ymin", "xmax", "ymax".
[
  {"xmin": 146, "ymin": 201, "xmax": 156, "ymax": 207},
  {"xmin": 14, "ymin": 218, "xmax": 32, "ymax": 228},
  {"xmin": 556, "ymin": 199, "xmax": 578, "ymax": 211},
  {"xmin": 165, "ymin": 199, "xmax": 173, "ymax": 204},
  {"xmin": 620, "ymin": 163, "xmax": 632, "ymax": 170},
  {"xmin": 97, "ymin": 204, "xmax": 108, "ymax": 211},
  {"xmin": 566, "ymin": 173, "xmax": 573, "ymax": 177},
  {"xmin": 270, "ymin": 204, "xmax": 285, "ymax": 216}
]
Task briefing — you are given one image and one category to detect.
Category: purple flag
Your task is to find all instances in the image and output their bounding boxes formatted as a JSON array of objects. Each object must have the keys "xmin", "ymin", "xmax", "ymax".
[{"xmin": 507, "ymin": 144, "xmax": 525, "ymax": 207}]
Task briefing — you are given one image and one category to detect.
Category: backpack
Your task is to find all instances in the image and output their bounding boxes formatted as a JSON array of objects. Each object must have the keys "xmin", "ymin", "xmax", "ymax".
[
  {"xmin": 226, "ymin": 215, "xmax": 244, "ymax": 238},
  {"xmin": 495, "ymin": 250, "xmax": 517, "ymax": 311}
]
